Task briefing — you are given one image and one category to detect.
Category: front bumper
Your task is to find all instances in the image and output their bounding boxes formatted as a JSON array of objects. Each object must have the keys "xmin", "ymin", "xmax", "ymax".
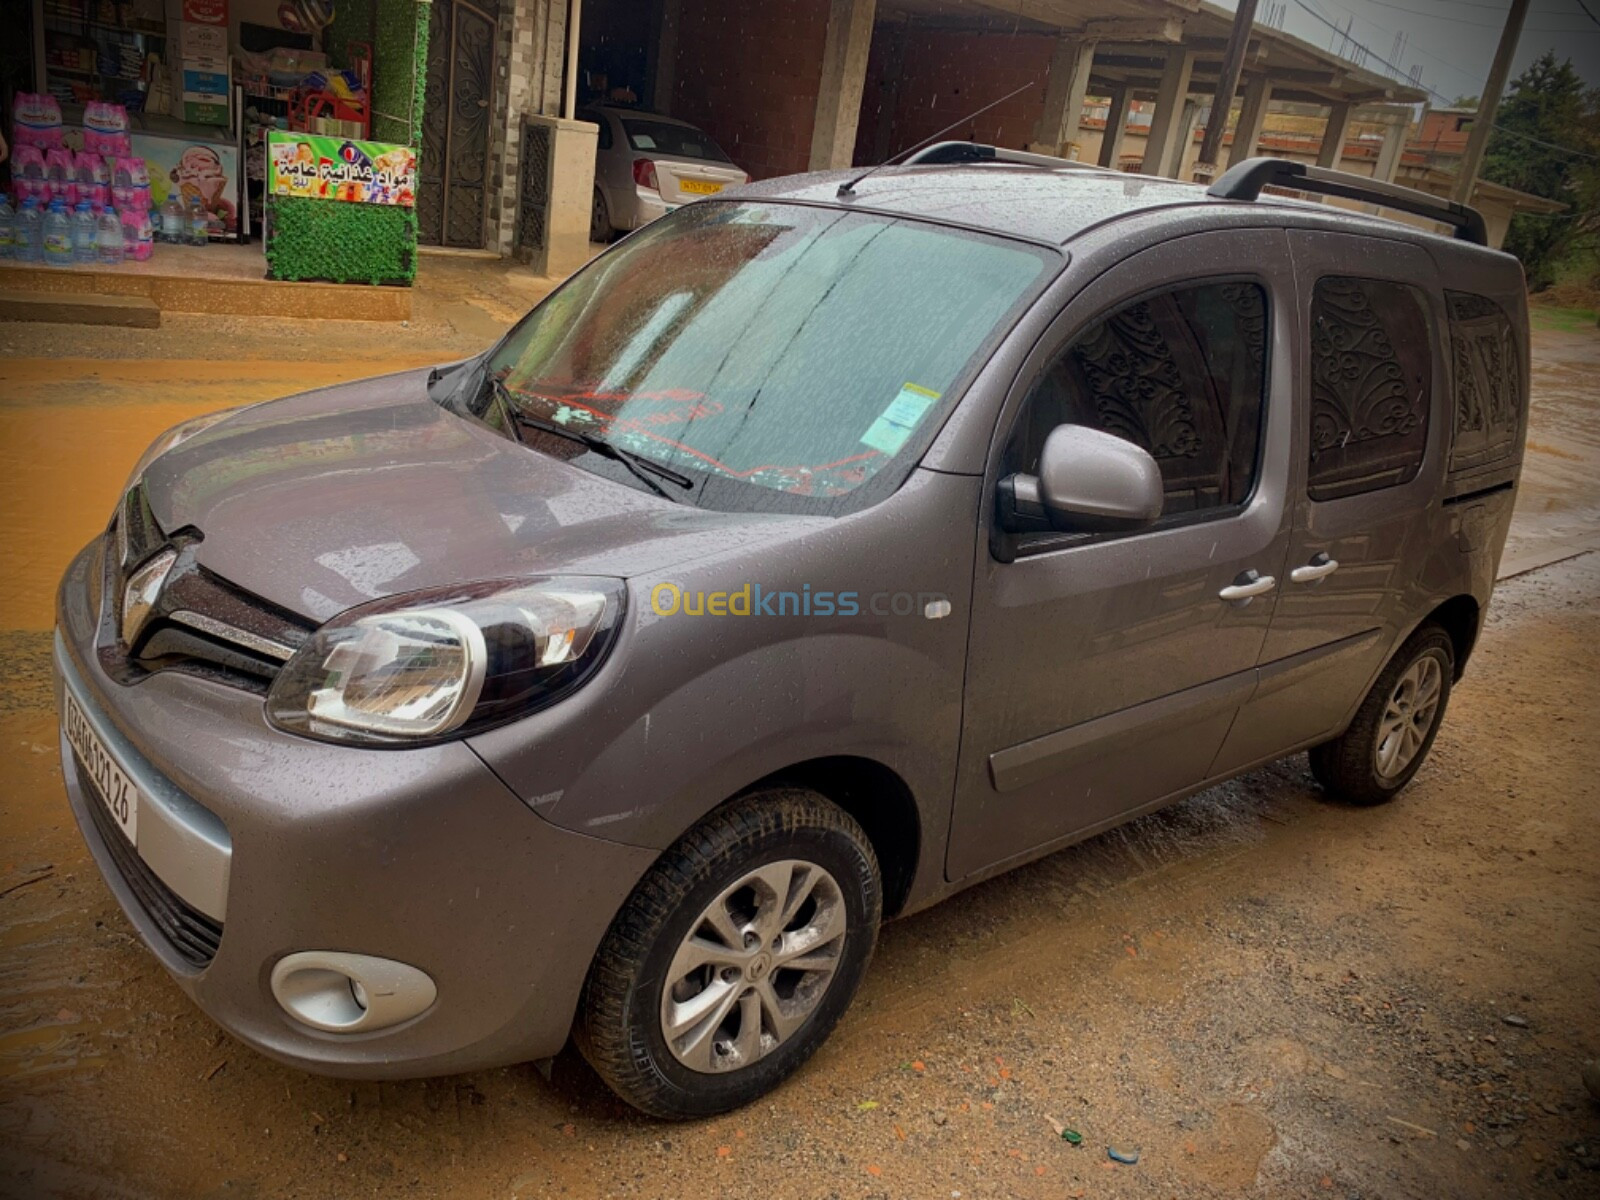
[{"xmin": 54, "ymin": 542, "xmax": 658, "ymax": 1078}]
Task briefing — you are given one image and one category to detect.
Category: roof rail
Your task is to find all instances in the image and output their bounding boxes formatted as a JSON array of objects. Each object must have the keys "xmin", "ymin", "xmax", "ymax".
[
  {"xmin": 902, "ymin": 141, "xmax": 1116, "ymax": 174},
  {"xmin": 1208, "ymin": 157, "xmax": 1489, "ymax": 246}
]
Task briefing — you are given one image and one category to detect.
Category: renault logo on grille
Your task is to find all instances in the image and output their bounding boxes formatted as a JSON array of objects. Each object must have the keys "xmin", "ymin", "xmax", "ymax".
[{"xmin": 121, "ymin": 549, "xmax": 178, "ymax": 645}]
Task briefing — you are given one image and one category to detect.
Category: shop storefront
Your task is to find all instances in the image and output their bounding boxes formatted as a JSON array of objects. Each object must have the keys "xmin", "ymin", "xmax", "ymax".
[{"xmin": 12, "ymin": 0, "xmax": 427, "ymax": 286}]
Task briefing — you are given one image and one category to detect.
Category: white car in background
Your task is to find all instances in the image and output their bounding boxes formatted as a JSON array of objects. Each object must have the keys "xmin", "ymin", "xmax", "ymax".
[{"xmin": 583, "ymin": 105, "xmax": 750, "ymax": 242}]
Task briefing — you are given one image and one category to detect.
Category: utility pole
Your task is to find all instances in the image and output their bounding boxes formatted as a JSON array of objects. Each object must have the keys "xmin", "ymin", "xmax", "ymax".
[
  {"xmin": 1196, "ymin": 0, "xmax": 1260, "ymax": 175},
  {"xmin": 1452, "ymin": 0, "xmax": 1530, "ymax": 204}
]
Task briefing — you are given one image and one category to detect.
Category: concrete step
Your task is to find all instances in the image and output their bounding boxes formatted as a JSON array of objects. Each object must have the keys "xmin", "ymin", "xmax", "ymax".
[
  {"xmin": 0, "ymin": 288, "xmax": 161, "ymax": 329},
  {"xmin": 0, "ymin": 246, "xmax": 411, "ymax": 322}
]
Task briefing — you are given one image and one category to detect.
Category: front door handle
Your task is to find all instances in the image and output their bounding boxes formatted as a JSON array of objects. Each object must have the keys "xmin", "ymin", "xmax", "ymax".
[
  {"xmin": 1289, "ymin": 553, "xmax": 1340, "ymax": 584},
  {"xmin": 1219, "ymin": 569, "xmax": 1276, "ymax": 603}
]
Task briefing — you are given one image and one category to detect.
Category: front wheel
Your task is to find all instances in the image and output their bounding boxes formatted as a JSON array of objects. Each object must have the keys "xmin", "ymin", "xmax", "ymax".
[
  {"xmin": 575, "ymin": 789, "xmax": 881, "ymax": 1118},
  {"xmin": 1309, "ymin": 624, "xmax": 1455, "ymax": 805}
]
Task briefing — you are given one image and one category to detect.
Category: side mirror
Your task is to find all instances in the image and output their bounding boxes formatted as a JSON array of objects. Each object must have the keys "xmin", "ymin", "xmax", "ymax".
[{"xmin": 999, "ymin": 424, "xmax": 1163, "ymax": 535}]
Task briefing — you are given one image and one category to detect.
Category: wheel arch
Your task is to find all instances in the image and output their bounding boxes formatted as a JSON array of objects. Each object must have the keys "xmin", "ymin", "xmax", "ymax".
[
  {"xmin": 1418, "ymin": 593, "xmax": 1482, "ymax": 680},
  {"xmin": 738, "ymin": 756, "xmax": 921, "ymax": 919}
]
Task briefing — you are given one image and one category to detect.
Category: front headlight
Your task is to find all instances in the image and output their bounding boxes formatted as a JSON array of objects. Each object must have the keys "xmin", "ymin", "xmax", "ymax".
[
  {"xmin": 265, "ymin": 577, "xmax": 624, "ymax": 746},
  {"xmin": 123, "ymin": 407, "xmax": 243, "ymax": 492}
]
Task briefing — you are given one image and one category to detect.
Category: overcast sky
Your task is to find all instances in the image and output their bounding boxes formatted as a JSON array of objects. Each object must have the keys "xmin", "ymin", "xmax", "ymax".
[{"xmin": 1219, "ymin": 0, "xmax": 1600, "ymax": 104}]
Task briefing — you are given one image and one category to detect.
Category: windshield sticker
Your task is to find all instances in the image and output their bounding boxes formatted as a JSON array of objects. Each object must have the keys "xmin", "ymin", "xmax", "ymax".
[{"xmin": 860, "ymin": 383, "xmax": 941, "ymax": 456}]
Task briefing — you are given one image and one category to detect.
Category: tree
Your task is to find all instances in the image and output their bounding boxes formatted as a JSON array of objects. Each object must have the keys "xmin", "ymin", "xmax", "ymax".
[{"xmin": 1480, "ymin": 52, "xmax": 1600, "ymax": 289}]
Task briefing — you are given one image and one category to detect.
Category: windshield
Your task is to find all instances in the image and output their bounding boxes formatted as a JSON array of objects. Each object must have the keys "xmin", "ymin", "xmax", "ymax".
[
  {"xmin": 479, "ymin": 202, "xmax": 1055, "ymax": 514},
  {"xmin": 622, "ymin": 118, "xmax": 732, "ymax": 163}
]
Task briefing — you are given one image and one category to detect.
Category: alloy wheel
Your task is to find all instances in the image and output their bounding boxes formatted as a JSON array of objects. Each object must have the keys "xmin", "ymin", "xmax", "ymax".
[
  {"xmin": 659, "ymin": 859, "xmax": 846, "ymax": 1073},
  {"xmin": 1374, "ymin": 654, "xmax": 1443, "ymax": 780}
]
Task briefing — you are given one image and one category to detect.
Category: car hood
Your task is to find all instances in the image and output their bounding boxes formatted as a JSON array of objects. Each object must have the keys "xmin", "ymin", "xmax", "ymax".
[{"xmin": 139, "ymin": 368, "xmax": 807, "ymax": 623}]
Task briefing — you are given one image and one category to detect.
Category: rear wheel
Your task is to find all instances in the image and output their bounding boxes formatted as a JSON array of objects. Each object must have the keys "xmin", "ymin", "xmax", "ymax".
[
  {"xmin": 1309, "ymin": 624, "xmax": 1454, "ymax": 806},
  {"xmin": 590, "ymin": 187, "xmax": 612, "ymax": 243},
  {"xmin": 576, "ymin": 789, "xmax": 881, "ymax": 1119}
]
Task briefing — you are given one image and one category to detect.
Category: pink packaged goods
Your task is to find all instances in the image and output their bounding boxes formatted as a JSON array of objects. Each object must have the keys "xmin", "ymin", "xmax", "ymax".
[
  {"xmin": 112, "ymin": 184, "xmax": 152, "ymax": 216},
  {"xmin": 12, "ymin": 145, "xmax": 51, "ymax": 204},
  {"xmin": 113, "ymin": 156, "xmax": 150, "ymax": 188},
  {"xmin": 45, "ymin": 148, "xmax": 77, "ymax": 206},
  {"xmin": 118, "ymin": 207, "xmax": 154, "ymax": 261},
  {"xmin": 112, "ymin": 152, "xmax": 152, "ymax": 218},
  {"xmin": 74, "ymin": 151, "xmax": 110, "ymax": 209},
  {"xmin": 84, "ymin": 103, "xmax": 132, "ymax": 158},
  {"xmin": 13, "ymin": 93, "xmax": 64, "ymax": 149}
]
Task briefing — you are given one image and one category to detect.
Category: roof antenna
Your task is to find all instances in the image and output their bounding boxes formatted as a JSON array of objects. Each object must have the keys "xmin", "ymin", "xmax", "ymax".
[{"xmin": 837, "ymin": 79, "xmax": 1038, "ymax": 198}]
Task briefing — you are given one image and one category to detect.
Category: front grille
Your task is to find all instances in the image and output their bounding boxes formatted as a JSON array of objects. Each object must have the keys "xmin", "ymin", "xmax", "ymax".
[
  {"xmin": 102, "ymin": 515, "xmax": 312, "ymax": 695},
  {"xmin": 78, "ymin": 755, "xmax": 223, "ymax": 968}
]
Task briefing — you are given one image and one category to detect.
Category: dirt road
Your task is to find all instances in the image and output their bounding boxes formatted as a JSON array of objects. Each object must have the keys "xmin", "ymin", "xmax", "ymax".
[{"xmin": 0, "ymin": 291, "xmax": 1596, "ymax": 1199}]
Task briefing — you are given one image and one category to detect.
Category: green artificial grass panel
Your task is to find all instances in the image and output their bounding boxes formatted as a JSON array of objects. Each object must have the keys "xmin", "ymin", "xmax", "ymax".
[{"xmin": 264, "ymin": 197, "xmax": 417, "ymax": 285}]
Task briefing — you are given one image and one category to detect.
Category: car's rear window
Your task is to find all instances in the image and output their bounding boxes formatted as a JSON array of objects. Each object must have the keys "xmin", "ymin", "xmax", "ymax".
[
  {"xmin": 482, "ymin": 202, "xmax": 1056, "ymax": 514},
  {"xmin": 621, "ymin": 118, "xmax": 732, "ymax": 163}
]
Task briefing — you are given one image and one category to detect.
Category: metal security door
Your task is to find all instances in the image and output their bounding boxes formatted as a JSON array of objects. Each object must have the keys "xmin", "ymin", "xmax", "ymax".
[{"xmin": 419, "ymin": 0, "xmax": 497, "ymax": 248}]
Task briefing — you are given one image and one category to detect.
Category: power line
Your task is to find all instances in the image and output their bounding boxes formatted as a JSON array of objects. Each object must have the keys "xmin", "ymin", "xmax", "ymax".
[
  {"xmin": 1358, "ymin": 0, "xmax": 1594, "ymax": 31},
  {"xmin": 1574, "ymin": 0, "xmax": 1600, "ymax": 29},
  {"xmin": 1298, "ymin": 0, "xmax": 1478, "ymax": 94},
  {"xmin": 1492, "ymin": 124, "xmax": 1600, "ymax": 159},
  {"xmin": 1291, "ymin": 0, "xmax": 1600, "ymax": 161},
  {"xmin": 1293, "ymin": 0, "xmax": 1454, "ymax": 97}
]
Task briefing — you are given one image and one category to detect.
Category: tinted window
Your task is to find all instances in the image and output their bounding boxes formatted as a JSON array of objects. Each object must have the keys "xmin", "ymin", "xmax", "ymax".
[
  {"xmin": 1007, "ymin": 282, "xmax": 1269, "ymax": 516},
  {"xmin": 1307, "ymin": 277, "xmax": 1432, "ymax": 501},
  {"xmin": 622, "ymin": 118, "xmax": 731, "ymax": 163},
  {"xmin": 1446, "ymin": 291, "xmax": 1521, "ymax": 472},
  {"xmin": 482, "ymin": 202, "xmax": 1053, "ymax": 514},
  {"xmin": 588, "ymin": 112, "xmax": 613, "ymax": 151}
]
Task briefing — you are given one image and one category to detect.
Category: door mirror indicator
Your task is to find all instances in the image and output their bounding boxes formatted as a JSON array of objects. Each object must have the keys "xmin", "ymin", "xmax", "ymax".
[{"xmin": 999, "ymin": 424, "xmax": 1164, "ymax": 535}]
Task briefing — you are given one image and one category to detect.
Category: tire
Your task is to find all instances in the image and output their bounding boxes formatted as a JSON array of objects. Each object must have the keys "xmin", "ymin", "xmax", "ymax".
[
  {"xmin": 575, "ymin": 788, "xmax": 881, "ymax": 1119},
  {"xmin": 1309, "ymin": 624, "xmax": 1455, "ymax": 806},
  {"xmin": 590, "ymin": 187, "xmax": 612, "ymax": 243}
]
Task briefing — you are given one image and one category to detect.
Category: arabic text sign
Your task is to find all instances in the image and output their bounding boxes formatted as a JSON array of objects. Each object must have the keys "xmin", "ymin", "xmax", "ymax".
[{"xmin": 268, "ymin": 132, "xmax": 417, "ymax": 207}]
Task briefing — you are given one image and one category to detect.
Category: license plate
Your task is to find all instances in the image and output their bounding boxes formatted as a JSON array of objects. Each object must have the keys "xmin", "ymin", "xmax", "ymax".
[
  {"xmin": 64, "ymin": 693, "xmax": 139, "ymax": 845},
  {"xmin": 679, "ymin": 179, "xmax": 724, "ymax": 196}
]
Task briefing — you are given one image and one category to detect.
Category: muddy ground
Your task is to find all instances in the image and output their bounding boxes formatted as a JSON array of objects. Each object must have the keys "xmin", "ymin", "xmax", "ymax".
[{"xmin": 0, "ymin": 276, "xmax": 1596, "ymax": 1199}]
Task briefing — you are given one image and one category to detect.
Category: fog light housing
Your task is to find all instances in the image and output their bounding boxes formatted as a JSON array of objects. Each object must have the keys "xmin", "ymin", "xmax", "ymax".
[{"xmin": 270, "ymin": 951, "xmax": 436, "ymax": 1034}]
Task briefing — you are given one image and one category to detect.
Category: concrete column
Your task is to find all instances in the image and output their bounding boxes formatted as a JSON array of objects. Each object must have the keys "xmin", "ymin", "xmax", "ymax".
[
  {"xmin": 651, "ymin": 0, "xmax": 681, "ymax": 114},
  {"xmin": 1226, "ymin": 75, "xmax": 1272, "ymax": 168},
  {"xmin": 808, "ymin": 0, "xmax": 878, "ymax": 171},
  {"xmin": 1174, "ymin": 98, "xmax": 1202, "ymax": 178},
  {"xmin": 1028, "ymin": 36, "xmax": 1098, "ymax": 157},
  {"xmin": 563, "ymin": 0, "xmax": 582, "ymax": 120},
  {"xmin": 1316, "ymin": 101, "xmax": 1354, "ymax": 169},
  {"xmin": 1140, "ymin": 46, "xmax": 1195, "ymax": 176},
  {"xmin": 1374, "ymin": 115, "xmax": 1408, "ymax": 182},
  {"xmin": 1098, "ymin": 85, "xmax": 1131, "ymax": 168},
  {"xmin": 492, "ymin": 0, "xmax": 557, "ymax": 255},
  {"xmin": 520, "ymin": 115, "xmax": 597, "ymax": 276}
]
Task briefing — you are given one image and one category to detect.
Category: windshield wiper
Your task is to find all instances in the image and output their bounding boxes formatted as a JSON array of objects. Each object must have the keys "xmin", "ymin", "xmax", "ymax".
[{"xmin": 485, "ymin": 375, "xmax": 695, "ymax": 500}]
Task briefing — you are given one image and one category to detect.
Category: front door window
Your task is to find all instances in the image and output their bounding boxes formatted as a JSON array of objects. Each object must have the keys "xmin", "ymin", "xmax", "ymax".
[{"xmin": 1004, "ymin": 281, "xmax": 1269, "ymax": 534}]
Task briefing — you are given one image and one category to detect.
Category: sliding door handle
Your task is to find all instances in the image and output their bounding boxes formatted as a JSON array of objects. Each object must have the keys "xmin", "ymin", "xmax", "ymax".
[
  {"xmin": 1219, "ymin": 570, "xmax": 1276, "ymax": 603},
  {"xmin": 1289, "ymin": 553, "xmax": 1340, "ymax": 584}
]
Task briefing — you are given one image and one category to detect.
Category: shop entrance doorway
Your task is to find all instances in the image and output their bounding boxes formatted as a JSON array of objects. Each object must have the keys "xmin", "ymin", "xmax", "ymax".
[{"xmin": 418, "ymin": 0, "xmax": 498, "ymax": 248}]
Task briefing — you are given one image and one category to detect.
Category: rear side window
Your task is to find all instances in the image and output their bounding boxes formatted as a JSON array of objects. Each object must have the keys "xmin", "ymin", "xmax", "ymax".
[
  {"xmin": 1006, "ymin": 281, "xmax": 1269, "ymax": 516},
  {"xmin": 1446, "ymin": 291, "xmax": 1522, "ymax": 472},
  {"xmin": 1307, "ymin": 277, "xmax": 1432, "ymax": 501},
  {"xmin": 622, "ymin": 118, "xmax": 731, "ymax": 163}
]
